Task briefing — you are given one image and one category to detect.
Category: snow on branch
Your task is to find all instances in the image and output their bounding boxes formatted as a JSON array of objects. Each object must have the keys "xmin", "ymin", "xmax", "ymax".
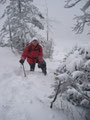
[
  {"xmin": 81, "ymin": 0, "xmax": 90, "ymax": 12},
  {"xmin": 64, "ymin": 0, "xmax": 81, "ymax": 8},
  {"xmin": 72, "ymin": 83, "xmax": 90, "ymax": 102},
  {"xmin": 53, "ymin": 45, "xmax": 90, "ymax": 109},
  {"xmin": 64, "ymin": 0, "xmax": 90, "ymax": 34},
  {"xmin": 72, "ymin": 13, "xmax": 90, "ymax": 34},
  {"xmin": 32, "ymin": 17, "xmax": 44, "ymax": 30},
  {"xmin": 0, "ymin": 0, "xmax": 6, "ymax": 4}
]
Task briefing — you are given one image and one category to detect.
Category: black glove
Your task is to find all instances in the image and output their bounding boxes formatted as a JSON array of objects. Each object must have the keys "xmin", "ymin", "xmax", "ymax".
[
  {"xmin": 38, "ymin": 60, "xmax": 46, "ymax": 68},
  {"xmin": 19, "ymin": 59, "xmax": 25, "ymax": 65}
]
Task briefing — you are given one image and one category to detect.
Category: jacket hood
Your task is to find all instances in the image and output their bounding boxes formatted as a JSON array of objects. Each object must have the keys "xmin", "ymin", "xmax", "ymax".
[
  {"xmin": 32, "ymin": 37, "xmax": 38, "ymax": 41},
  {"xmin": 30, "ymin": 41, "xmax": 39, "ymax": 46}
]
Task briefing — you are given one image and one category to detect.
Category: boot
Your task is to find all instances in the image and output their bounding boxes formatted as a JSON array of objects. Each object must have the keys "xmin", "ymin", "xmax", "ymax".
[
  {"xmin": 30, "ymin": 63, "xmax": 35, "ymax": 71},
  {"xmin": 30, "ymin": 68, "xmax": 34, "ymax": 71},
  {"xmin": 42, "ymin": 67, "xmax": 47, "ymax": 75}
]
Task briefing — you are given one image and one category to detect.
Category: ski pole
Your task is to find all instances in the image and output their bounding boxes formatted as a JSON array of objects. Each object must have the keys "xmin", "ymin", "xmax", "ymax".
[{"xmin": 22, "ymin": 64, "xmax": 26, "ymax": 77}]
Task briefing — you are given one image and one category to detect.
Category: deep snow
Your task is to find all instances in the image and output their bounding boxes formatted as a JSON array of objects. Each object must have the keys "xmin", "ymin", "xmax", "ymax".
[
  {"xmin": 0, "ymin": 47, "xmax": 89, "ymax": 120},
  {"xmin": 0, "ymin": 47, "xmax": 88, "ymax": 120},
  {"xmin": 0, "ymin": 47, "xmax": 67, "ymax": 120}
]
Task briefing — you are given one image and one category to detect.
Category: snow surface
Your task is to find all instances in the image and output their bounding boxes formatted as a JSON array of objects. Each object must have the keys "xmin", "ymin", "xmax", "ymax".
[
  {"xmin": 0, "ymin": 47, "xmax": 68, "ymax": 120},
  {"xmin": 0, "ymin": 47, "xmax": 89, "ymax": 120}
]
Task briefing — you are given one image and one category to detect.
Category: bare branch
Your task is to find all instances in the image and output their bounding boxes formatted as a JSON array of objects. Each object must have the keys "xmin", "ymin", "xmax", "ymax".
[
  {"xmin": 64, "ymin": 0, "xmax": 81, "ymax": 8},
  {"xmin": 81, "ymin": 0, "xmax": 90, "ymax": 12},
  {"xmin": 0, "ymin": 0, "xmax": 6, "ymax": 4},
  {"xmin": 72, "ymin": 13, "xmax": 90, "ymax": 33},
  {"xmin": 50, "ymin": 81, "xmax": 61, "ymax": 108},
  {"xmin": 71, "ymin": 83, "xmax": 90, "ymax": 102},
  {"xmin": 64, "ymin": 0, "xmax": 90, "ymax": 34}
]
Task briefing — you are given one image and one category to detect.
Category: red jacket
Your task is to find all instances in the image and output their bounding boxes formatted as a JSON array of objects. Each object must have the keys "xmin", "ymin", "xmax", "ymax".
[{"xmin": 21, "ymin": 41, "xmax": 43, "ymax": 64}]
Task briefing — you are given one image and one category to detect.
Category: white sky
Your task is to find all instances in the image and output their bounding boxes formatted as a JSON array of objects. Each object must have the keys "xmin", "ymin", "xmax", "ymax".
[
  {"xmin": 33, "ymin": 0, "xmax": 90, "ymax": 49},
  {"xmin": 0, "ymin": 0, "xmax": 90, "ymax": 50}
]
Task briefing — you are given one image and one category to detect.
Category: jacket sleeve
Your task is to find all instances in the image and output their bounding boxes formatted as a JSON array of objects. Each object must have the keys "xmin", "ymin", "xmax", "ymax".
[
  {"xmin": 21, "ymin": 46, "xmax": 29, "ymax": 60},
  {"xmin": 38, "ymin": 45, "xmax": 43, "ymax": 62}
]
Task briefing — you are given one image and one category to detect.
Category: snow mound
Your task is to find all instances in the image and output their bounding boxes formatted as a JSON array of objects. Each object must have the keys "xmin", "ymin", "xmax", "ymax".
[
  {"xmin": 54, "ymin": 45, "xmax": 90, "ymax": 110},
  {"xmin": 0, "ymin": 47, "xmax": 74, "ymax": 120}
]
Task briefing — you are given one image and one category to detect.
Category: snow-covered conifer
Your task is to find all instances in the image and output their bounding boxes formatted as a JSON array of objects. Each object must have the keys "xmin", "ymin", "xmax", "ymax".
[
  {"xmin": 0, "ymin": 0, "xmax": 44, "ymax": 52},
  {"xmin": 53, "ymin": 45, "xmax": 90, "ymax": 109}
]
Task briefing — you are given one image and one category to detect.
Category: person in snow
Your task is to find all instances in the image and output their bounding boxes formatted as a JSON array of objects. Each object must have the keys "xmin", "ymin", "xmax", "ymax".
[{"xmin": 19, "ymin": 37, "xmax": 47, "ymax": 75}]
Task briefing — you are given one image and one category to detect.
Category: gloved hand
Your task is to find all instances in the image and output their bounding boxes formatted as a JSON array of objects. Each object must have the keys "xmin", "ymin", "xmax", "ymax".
[
  {"xmin": 38, "ymin": 60, "xmax": 46, "ymax": 68},
  {"xmin": 19, "ymin": 59, "xmax": 25, "ymax": 65}
]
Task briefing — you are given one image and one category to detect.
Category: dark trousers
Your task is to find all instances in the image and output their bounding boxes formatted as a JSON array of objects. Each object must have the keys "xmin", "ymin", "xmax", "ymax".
[
  {"xmin": 29, "ymin": 63, "xmax": 36, "ymax": 71},
  {"xmin": 29, "ymin": 60, "xmax": 46, "ymax": 71}
]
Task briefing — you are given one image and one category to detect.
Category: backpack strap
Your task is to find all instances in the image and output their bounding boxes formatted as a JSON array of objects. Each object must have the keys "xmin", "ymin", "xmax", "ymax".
[
  {"xmin": 28, "ymin": 45, "xmax": 32, "ymax": 53},
  {"xmin": 28, "ymin": 44, "xmax": 40, "ymax": 53}
]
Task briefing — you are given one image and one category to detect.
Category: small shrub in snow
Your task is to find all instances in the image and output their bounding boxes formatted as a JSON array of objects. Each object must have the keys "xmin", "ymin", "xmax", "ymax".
[
  {"xmin": 53, "ymin": 45, "xmax": 90, "ymax": 109},
  {"xmin": 43, "ymin": 40, "xmax": 54, "ymax": 58},
  {"xmin": 82, "ymin": 83, "xmax": 90, "ymax": 91},
  {"xmin": 72, "ymin": 71, "xmax": 86, "ymax": 84},
  {"xmin": 66, "ymin": 58, "xmax": 84, "ymax": 73},
  {"xmin": 80, "ymin": 99, "xmax": 90, "ymax": 108},
  {"xmin": 55, "ymin": 73, "xmax": 72, "ymax": 93},
  {"xmin": 84, "ymin": 60, "xmax": 90, "ymax": 70},
  {"xmin": 66, "ymin": 88, "xmax": 83, "ymax": 106}
]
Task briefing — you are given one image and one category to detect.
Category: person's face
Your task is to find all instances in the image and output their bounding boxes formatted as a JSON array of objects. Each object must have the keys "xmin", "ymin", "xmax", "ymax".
[{"xmin": 32, "ymin": 40, "xmax": 38, "ymax": 46}]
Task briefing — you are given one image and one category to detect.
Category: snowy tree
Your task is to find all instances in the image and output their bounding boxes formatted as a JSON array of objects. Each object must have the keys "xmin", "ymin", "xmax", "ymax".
[
  {"xmin": 43, "ymin": 39, "xmax": 54, "ymax": 58},
  {"xmin": 64, "ymin": 0, "xmax": 90, "ymax": 34},
  {"xmin": 51, "ymin": 45, "xmax": 90, "ymax": 110},
  {"xmin": 0, "ymin": 0, "xmax": 44, "ymax": 52},
  {"xmin": 0, "ymin": 0, "xmax": 7, "ymax": 4}
]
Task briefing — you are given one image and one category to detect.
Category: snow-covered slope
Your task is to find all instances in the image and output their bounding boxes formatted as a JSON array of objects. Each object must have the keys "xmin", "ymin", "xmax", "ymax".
[{"xmin": 0, "ymin": 47, "xmax": 70, "ymax": 120}]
